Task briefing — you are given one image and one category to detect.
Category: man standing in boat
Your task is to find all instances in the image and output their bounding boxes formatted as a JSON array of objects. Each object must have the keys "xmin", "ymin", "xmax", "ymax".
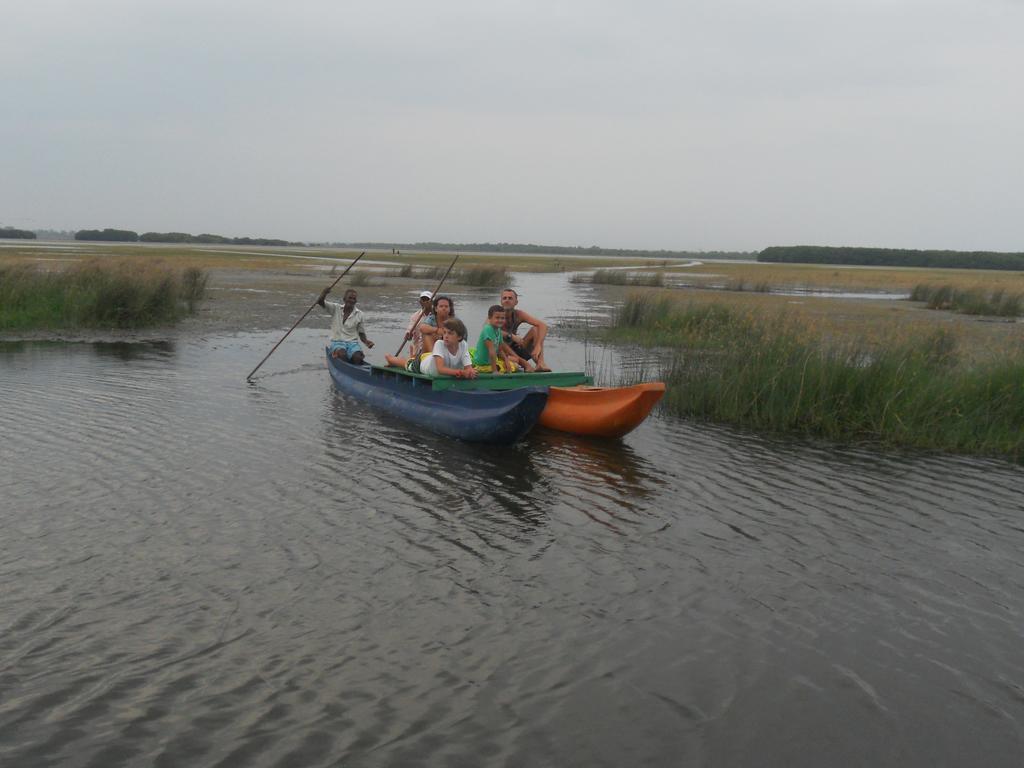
[
  {"xmin": 317, "ymin": 287, "xmax": 374, "ymax": 364},
  {"xmin": 499, "ymin": 288, "xmax": 551, "ymax": 372}
]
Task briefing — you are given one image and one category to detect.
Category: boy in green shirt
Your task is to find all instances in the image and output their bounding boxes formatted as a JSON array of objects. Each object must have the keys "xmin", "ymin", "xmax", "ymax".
[{"xmin": 473, "ymin": 305, "xmax": 515, "ymax": 373}]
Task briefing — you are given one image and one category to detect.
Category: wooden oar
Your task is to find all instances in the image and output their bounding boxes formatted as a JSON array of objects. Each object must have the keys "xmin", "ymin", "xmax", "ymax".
[
  {"xmin": 245, "ymin": 251, "xmax": 366, "ymax": 381},
  {"xmin": 393, "ymin": 254, "xmax": 460, "ymax": 356}
]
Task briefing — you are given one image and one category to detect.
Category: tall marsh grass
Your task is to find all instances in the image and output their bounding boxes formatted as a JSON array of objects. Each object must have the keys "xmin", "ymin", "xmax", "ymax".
[
  {"xmin": 346, "ymin": 270, "xmax": 376, "ymax": 287},
  {"xmin": 610, "ymin": 294, "xmax": 736, "ymax": 349},
  {"xmin": 910, "ymin": 284, "xmax": 1024, "ymax": 317},
  {"xmin": 388, "ymin": 265, "xmax": 443, "ymax": 280},
  {"xmin": 608, "ymin": 294, "xmax": 1024, "ymax": 458},
  {"xmin": 453, "ymin": 266, "xmax": 510, "ymax": 287},
  {"xmin": 0, "ymin": 260, "xmax": 209, "ymax": 330},
  {"xmin": 724, "ymin": 277, "xmax": 772, "ymax": 293},
  {"xmin": 577, "ymin": 269, "xmax": 665, "ymax": 287},
  {"xmin": 385, "ymin": 265, "xmax": 510, "ymax": 287}
]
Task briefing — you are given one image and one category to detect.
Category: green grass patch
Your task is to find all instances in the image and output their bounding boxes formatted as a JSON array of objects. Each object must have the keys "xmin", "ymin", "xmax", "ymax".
[
  {"xmin": 604, "ymin": 294, "xmax": 1024, "ymax": 458},
  {"xmin": 0, "ymin": 260, "xmax": 208, "ymax": 330},
  {"xmin": 910, "ymin": 283, "xmax": 1024, "ymax": 317}
]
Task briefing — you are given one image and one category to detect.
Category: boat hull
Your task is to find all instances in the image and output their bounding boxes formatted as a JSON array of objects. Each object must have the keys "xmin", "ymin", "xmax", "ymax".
[
  {"xmin": 327, "ymin": 351, "xmax": 548, "ymax": 444},
  {"xmin": 390, "ymin": 365, "xmax": 664, "ymax": 438},
  {"xmin": 538, "ymin": 382, "xmax": 666, "ymax": 438}
]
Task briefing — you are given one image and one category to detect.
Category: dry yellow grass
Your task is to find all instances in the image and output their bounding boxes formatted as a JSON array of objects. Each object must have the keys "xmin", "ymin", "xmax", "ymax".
[
  {"xmin": 664, "ymin": 261, "xmax": 1024, "ymax": 294},
  {"xmin": 0, "ymin": 242, "xmax": 354, "ymax": 271},
  {"xmin": 0, "ymin": 242, "xmax": 658, "ymax": 273},
  {"xmin": 612, "ymin": 282, "xmax": 1024, "ymax": 366}
]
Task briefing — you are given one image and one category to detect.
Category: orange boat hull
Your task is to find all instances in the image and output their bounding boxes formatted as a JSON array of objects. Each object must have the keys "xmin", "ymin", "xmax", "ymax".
[{"xmin": 538, "ymin": 382, "xmax": 666, "ymax": 438}]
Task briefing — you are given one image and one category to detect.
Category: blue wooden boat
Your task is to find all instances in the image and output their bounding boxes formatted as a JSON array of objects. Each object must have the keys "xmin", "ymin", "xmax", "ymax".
[{"xmin": 326, "ymin": 350, "xmax": 549, "ymax": 444}]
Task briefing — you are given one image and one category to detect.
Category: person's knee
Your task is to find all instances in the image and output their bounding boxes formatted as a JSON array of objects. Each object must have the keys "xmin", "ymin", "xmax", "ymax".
[{"xmin": 349, "ymin": 350, "xmax": 365, "ymax": 365}]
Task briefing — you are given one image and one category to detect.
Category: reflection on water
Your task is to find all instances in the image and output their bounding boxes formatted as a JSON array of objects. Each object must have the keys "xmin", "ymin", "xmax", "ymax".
[
  {"xmin": 92, "ymin": 339, "xmax": 177, "ymax": 361},
  {"xmin": 324, "ymin": 390, "xmax": 551, "ymax": 532},
  {"xmin": 1, "ymin": 339, "xmax": 176, "ymax": 359},
  {"xmin": 3, "ymin": 320, "xmax": 1024, "ymax": 766}
]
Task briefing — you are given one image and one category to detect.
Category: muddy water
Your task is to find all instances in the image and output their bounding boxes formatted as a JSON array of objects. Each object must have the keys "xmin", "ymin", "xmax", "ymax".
[{"xmin": 2, "ymin": 274, "xmax": 1024, "ymax": 767}]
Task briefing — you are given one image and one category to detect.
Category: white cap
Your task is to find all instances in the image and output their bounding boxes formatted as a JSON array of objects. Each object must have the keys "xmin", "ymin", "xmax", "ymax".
[{"xmin": 419, "ymin": 290, "xmax": 433, "ymax": 299}]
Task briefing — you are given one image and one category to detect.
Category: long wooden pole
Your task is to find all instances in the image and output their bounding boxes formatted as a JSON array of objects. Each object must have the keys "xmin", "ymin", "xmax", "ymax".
[
  {"xmin": 393, "ymin": 254, "xmax": 460, "ymax": 357},
  {"xmin": 245, "ymin": 251, "xmax": 366, "ymax": 381}
]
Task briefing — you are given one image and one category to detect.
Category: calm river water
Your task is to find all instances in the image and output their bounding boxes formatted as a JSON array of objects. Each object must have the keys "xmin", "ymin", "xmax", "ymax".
[{"xmin": 3, "ymin": 274, "xmax": 1024, "ymax": 767}]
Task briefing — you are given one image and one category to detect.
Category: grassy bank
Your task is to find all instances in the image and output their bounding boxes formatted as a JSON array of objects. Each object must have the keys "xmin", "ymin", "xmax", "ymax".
[
  {"xmin": 0, "ymin": 260, "xmax": 208, "ymax": 330},
  {"xmin": 608, "ymin": 294, "xmax": 1024, "ymax": 458},
  {"xmin": 910, "ymin": 284, "xmax": 1023, "ymax": 317},
  {"xmin": 663, "ymin": 261, "xmax": 1024, "ymax": 296}
]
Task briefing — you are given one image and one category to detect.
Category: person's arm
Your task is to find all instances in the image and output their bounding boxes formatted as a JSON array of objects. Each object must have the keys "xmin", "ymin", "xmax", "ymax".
[
  {"xmin": 499, "ymin": 341, "xmax": 523, "ymax": 369},
  {"xmin": 317, "ymin": 288, "xmax": 334, "ymax": 309},
  {"xmin": 434, "ymin": 358, "xmax": 465, "ymax": 377},
  {"xmin": 436, "ymin": 348, "xmax": 478, "ymax": 378},
  {"xmin": 485, "ymin": 338, "xmax": 499, "ymax": 372},
  {"xmin": 405, "ymin": 311, "xmax": 424, "ymax": 340},
  {"xmin": 517, "ymin": 310, "xmax": 548, "ymax": 347},
  {"xmin": 357, "ymin": 318, "xmax": 374, "ymax": 348},
  {"xmin": 420, "ymin": 326, "xmax": 438, "ymax": 354},
  {"xmin": 462, "ymin": 345, "xmax": 478, "ymax": 378},
  {"xmin": 499, "ymin": 345, "xmax": 513, "ymax": 372}
]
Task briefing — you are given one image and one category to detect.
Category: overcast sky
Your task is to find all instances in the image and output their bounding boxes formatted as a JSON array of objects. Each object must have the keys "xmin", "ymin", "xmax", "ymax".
[{"xmin": 3, "ymin": 0, "xmax": 1022, "ymax": 251}]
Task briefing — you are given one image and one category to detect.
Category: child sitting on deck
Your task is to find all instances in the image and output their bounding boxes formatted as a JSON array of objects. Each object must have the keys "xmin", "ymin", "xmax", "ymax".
[
  {"xmin": 420, "ymin": 318, "xmax": 478, "ymax": 379},
  {"xmin": 472, "ymin": 305, "xmax": 516, "ymax": 373}
]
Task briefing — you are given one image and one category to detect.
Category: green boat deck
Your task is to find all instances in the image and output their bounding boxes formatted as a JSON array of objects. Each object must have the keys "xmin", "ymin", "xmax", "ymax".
[{"xmin": 369, "ymin": 365, "xmax": 591, "ymax": 392}]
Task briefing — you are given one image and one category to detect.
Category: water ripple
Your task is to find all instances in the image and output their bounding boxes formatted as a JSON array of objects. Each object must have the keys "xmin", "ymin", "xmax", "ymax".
[{"xmin": 3, "ymin": 336, "xmax": 1024, "ymax": 766}]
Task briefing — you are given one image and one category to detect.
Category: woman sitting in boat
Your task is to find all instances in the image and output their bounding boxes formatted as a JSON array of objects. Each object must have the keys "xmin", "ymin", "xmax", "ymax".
[
  {"xmin": 417, "ymin": 295, "xmax": 454, "ymax": 356},
  {"xmin": 385, "ymin": 295, "xmax": 455, "ymax": 370},
  {"xmin": 420, "ymin": 318, "xmax": 477, "ymax": 379}
]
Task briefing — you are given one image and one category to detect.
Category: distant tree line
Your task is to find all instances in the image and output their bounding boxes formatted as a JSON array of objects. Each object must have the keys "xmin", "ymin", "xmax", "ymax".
[
  {"xmin": 141, "ymin": 232, "xmax": 303, "ymax": 246},
  {"xmin": 76, "ymin": 228, "xmax": 139, "ymax": 241},
  {"xmin": 335, "ymin": 241, "xmax": 754, "ymax": 260},
  {"xmin": 0, "ymin": 227, "xmax": 37, "ymax": 239},
  {"xmin": 759, "ymin": 246, "xmax": 1024, "ymax": 271},
  {"xmin": 32, "ymin": 229, "xmax": 76, "ymax": 241},
  {"xmin": 74, "ymin": 229, "xmax": 304, "ymax": 246}
]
